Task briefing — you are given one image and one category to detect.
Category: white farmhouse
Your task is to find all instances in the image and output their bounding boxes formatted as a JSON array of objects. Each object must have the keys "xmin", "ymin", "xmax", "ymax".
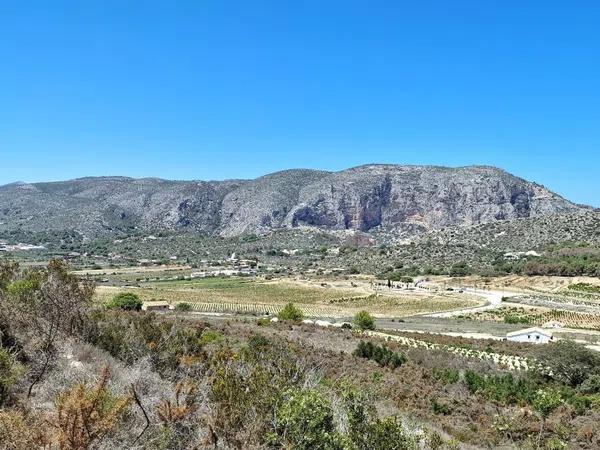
[{"xmin": 506, "ymin": 327, "xmax": 553, "ymax": 344}]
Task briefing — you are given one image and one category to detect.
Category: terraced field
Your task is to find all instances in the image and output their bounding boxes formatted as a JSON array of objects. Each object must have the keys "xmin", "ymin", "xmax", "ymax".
[{"xmin": 95, "ymin": 276, "xmax": 482, "ymax": 318}]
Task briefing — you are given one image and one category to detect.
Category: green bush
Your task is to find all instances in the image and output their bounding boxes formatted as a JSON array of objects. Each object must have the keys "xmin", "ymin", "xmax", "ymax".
[
  {"xmin": 353, "ymin": 341, "xmax": 406, "ymax": 369},
  {"xmin": 353, "ymin": 311, "xmax": 376, "ymax": 330},
  {"xmin": 578, "ymin": 374, "xmax": 600, "ymax": 394},
  {"xmin": 106, "ymin": 292, "xmax": 142, "ymax": 311},
  {"xmin": 175, "ymin": 302, "xmax": 192, "ymax": 312},
  {"xmin": 342, "ymin": 386, "xmax": 416, "ymax": 450},
  {"xmin": 568, "ymin": 282, "xmax": 600, "ymax": 293},
  {"xmin": 82, "ymin": 310, "xmax": 206, "ymax": 373},
  {"xmin": 533, "ymin": 389, "xmax": 562, "ymax": 419},
  {"xmin": 275, "ymin": 389, "xmax": 343, "ymax": 450},
  {"xmin": 449, "ymin": 262, "xmax": 471, "ymax": 277},
  {"xmin": 361, "ymin": 416, "xmax": 415, "ymax": 450},
  {"xmin": 430, "ymin": 398, "xmax": 452, "ymax": 415},
  {"xmin": 278, "ymin": 303, "xmax": 304, "ymax": 321},
  {"xmin": 535, "ymin": 340, "xmax": 600, "ymax": 387},
  {"xmin": 199, "ymin": 329, "xmax": 222, "ymax": 345},
  {"xmin": 434, "ymin": 368, "xmax": 460, "ymax": 384},
  {"xmin": 503, "ymin": 314, "xmax": 530, "ymax": 324},
  {"xmin": 464, "ymin": 370, "xmax": 538, "ymax": 405}
]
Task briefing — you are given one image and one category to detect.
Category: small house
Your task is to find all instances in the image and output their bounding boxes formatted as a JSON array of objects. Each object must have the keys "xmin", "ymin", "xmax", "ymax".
[
  {"xmin": 506, "ymin": 327, "xmax": 553, "ymax": 344},
  {"xmin": 142, "ymin": 301, "xmax": 172, "ymax": 312}
]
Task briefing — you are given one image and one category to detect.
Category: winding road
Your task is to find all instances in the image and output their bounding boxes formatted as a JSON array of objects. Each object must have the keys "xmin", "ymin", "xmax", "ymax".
[{"xmin": 426, "ymin": 288, "xmax": 512, "ymax": 318}]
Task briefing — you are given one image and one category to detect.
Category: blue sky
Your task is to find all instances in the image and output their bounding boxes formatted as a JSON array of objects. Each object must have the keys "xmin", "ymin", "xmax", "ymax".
[{"xmin": 1, "ymin": 1, "xmax": 599, "ymax": 206}]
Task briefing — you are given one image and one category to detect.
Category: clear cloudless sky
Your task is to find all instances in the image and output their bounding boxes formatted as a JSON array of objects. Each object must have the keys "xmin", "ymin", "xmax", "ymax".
[{"xmin": 1, "ymin": 1, "xmax": 599, "ymax": 206}]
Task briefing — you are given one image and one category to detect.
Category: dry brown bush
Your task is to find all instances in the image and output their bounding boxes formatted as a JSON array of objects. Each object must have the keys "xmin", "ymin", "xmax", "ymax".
[
  {"xmin": 155, "ymin": 379, "xmax": 198, "ymax": 424},
  {"xmin": 0, "ymin": 409, "xmax": 50, "ymax": 450},
  {"xmin": 51, "ymin": 366, "xmax": 131, "ymax": 450}
]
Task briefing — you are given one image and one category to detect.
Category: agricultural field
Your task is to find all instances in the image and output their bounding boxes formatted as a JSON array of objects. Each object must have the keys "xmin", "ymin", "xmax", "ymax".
[
  {"xmin": 431, "ymin": 274, "xmax": 600, "ymax": 295},
  {"xmin": 465, "ymin": 305, "xmax": 600, "ymax": 331},
  {"xmin": 95, "ymin": 276, "xmax": 483, "ymax": 318},
  {"xmin": 73, "ymin": 264, "xmax": 194, "ymax": 284}
]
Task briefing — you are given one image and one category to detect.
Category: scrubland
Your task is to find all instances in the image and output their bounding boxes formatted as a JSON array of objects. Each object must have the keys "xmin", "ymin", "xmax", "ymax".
[{"xmin": 1, "ymin": 261, "xmax": 600, "ymax": 449}]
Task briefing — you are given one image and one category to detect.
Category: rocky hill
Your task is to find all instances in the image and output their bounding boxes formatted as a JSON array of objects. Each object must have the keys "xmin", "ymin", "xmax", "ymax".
[{"xmin": 0, "ymin": 165, "xmax": 585, "ymax": 238}]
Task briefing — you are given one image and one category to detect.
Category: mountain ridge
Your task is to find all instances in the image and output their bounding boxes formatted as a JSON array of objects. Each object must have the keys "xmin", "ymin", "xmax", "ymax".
[{"xmin": 0, "ymin": 164, "xmax": 586, "ymax": 238}]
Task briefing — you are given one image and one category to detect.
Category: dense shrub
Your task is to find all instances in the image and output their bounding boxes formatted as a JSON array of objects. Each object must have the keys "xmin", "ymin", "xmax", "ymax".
[
  {"xmin": 504, "ymin": 314, "xmax": 531, "ymax": 325},
  {"xmin": 106, "ymin": 292, "xmax": 142, "ymax": 311},
  {"xmin": 175, "ymin": 302, "xmax": 192, "ymax": 311},
  {"xmin": 449, "ymin": 261, "xmax": 471, "ymax": 277},
  {"xmin": 353, "ymin": 311, "xmax": 376, "ymax": 330},
  {"xmin": 358, "ymin": 416, "xmax": 415, "ymax": 450},
  {"xmin": 430, "ymin": 398, "xmax": 452, "ymax": 415},
  {"xmin": 353, "ymin": 341, "xmax": 406, "ymax": 369},
  {"xmin": 535, "ymin": 340, "xmax": 600, "ymax": 387},
  {"xmin": 433, "ymin": 368, "xmax": 460, "ymax": 385},
  {"xmin": 578, "ymin": 374, "xmax": 600, "ymax": 394},
  {"xmin": 0, "ymin": 410, "xmax": 49, "ymax": 449},
  {"xmin": 489, "ymin": 244, "xmax": 600, "ymax": 277},
  {"xmin": 464, "ymin": 370, "xmax": 539, "ymax": 405},
  {"xmin": 0, "ymin": 346, "xmax": 22, "ymax": 406},
  {"xmin": 0, "ymin": 260, "xmax": 94, "ymax": 396},
  {"xmin": 82, "ymin": 310, "xmax": 207, "ymax": 374},
  {"xmin": 568, "ymin": 282, "xmax": 600, "ymax": 294},
  {"xmin": 342, "ymin": 386, "xmax": 416, "ymax": 450},
  {"xmin": 275, "ymin": 389, "xmax": 343, "ymax": 450},
  {"xmin": 278, "ymin": 302, "xmax": 304, "ymax": 321}
]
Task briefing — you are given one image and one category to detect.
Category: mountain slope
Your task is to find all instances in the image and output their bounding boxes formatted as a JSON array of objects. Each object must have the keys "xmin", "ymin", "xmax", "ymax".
[{"xmin": 0, "ymin": 165, "xmax": 584, "ymax": 238}]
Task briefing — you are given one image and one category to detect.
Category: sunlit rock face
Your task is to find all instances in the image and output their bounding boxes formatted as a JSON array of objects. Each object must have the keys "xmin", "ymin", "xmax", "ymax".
[{"xmin": 0, "ymin": 164, "xmax": 582, "ymax": 238}]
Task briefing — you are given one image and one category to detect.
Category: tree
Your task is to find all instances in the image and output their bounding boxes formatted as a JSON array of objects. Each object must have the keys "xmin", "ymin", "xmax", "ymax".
[
  {"xmin": 106, "ymin": 292, "xmax": 142, "ymax": 311},
  {"xmin": 278, "ymin": 303, "xmax": 304, "ymax": 321},
  {"xmin": 535, "ymin": 340, "xmax": 600, "ymax": 387},
  {"xmin": 354, "ymin": 311, "xmax": 376, "ymax": 330}
]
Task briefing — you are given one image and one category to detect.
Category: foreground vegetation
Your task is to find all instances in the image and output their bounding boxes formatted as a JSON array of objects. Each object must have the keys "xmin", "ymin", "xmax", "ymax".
[{"xmin": 1, "ymin": 261, "xmax": 600, "ymax": 449}]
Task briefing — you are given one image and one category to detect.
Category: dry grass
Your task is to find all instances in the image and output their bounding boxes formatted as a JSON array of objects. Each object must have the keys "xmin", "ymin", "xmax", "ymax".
[
  {"xmin": 431, "ymin": 274, "xmax": 600, "ymax": 294},
  {"xmin": 467, "ymin": 305, "xmax": 600, "ymax": 331},
  {"xmin": 95, "ymin": 277, "xmax": 482, "ymax": 318}
]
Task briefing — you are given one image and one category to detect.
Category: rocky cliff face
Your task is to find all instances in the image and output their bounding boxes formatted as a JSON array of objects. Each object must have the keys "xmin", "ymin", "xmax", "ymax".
[
  {"xmin": 279, "ymin": 165, "xmax": 578, "ymax": 235},
  {"xmin": 0, "ymin": 165, "xmax": 583, "ymax": 238}
]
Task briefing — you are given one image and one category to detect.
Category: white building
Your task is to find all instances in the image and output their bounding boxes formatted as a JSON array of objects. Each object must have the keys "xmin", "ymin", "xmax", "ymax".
[{"xmin": 506, "ymin": 327, "xmax": 553, "ymax": 344}]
